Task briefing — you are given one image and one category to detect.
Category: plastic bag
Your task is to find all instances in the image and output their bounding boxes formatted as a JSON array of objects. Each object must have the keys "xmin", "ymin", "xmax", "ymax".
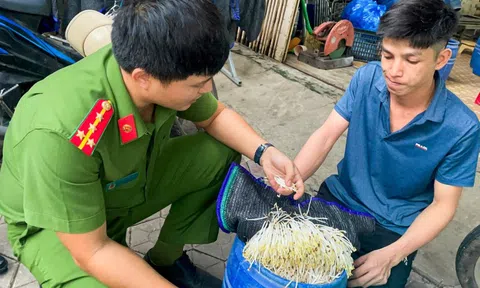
[
  {"xmin": 376, "ymin": 0, "xmax": 397, "ymax": 10},
  {"xmin": 341, "ymin": 0, "xmax": 387, "ymax": 32}
]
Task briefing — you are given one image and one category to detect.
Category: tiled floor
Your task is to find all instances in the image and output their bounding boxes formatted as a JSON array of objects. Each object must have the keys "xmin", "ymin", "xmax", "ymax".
[{"xmin": 446, "ymin": 52, "xmax": 480, "ymax": 117}]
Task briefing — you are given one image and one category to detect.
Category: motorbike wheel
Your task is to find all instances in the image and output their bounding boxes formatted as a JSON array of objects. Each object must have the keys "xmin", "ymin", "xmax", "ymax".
[
  {"xmin": 456, "ymin": 224, "xmax": 480, "ymax": 288},
  {"xmin": 170, "ymin": 79, "xmax": 219, "ymax": 138}
]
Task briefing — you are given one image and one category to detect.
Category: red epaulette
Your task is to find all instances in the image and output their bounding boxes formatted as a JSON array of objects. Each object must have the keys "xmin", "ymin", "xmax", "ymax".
[{"xmin": 69, "ymin": 99, "xmax": 114, "ymax": 156}]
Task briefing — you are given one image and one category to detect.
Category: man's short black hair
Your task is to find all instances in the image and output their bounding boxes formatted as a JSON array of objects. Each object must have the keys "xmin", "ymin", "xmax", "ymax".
[
  {"xmin": 377, "ymin": 0, "xmax": 459, "ymax": 50},
  {"xmin": 111, "ymin": 0, "xmax": 230, "ymax": 83}
]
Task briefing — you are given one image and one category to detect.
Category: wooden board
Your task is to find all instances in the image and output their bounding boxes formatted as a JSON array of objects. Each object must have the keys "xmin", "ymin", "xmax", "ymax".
[
  {"xmin": 284, "ymin": 54, "xmax": 357, "ymax": 91},
  {"xmin": 235, "ymin": 0, "xmax": 300, "ymax": 62},
  {"xmin": 274, "ymin": 0, "xmax": 301, "ymax": 62}
]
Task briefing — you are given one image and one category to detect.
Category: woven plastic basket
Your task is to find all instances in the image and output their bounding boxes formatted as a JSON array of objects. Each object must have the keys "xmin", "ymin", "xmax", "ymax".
[{"xmin": 350, "ymin": 29, "xmax": 382, "ymax": 62}]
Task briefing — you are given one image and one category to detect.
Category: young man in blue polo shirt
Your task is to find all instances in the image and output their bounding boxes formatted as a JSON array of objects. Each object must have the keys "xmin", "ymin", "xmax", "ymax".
[{"xmin": 294, "ymin": 0, "xmax": 480, "ymax": 286}]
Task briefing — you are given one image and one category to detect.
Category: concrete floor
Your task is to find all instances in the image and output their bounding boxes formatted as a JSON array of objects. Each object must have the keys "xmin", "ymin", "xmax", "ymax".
[{"xmin": 1, "ymin": 44, "xmax": 479, "ymax": 287}]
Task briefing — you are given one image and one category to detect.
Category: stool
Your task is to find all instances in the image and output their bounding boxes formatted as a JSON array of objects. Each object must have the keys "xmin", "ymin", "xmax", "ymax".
[{"xmin": 459, "ymin": 40, "xmax": 476, "ymax": 55}]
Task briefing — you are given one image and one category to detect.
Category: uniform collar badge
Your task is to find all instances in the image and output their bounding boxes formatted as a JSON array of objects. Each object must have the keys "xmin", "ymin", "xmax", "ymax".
[{"xmin": 118, "ymin": 114, "xmax": 138, "ymax": 144}]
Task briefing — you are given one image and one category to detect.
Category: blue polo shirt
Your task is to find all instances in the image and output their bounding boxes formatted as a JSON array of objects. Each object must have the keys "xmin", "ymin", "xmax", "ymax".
[{"xmin": 325, "ymin": 62, "xmax": 480, "ymax": 235}]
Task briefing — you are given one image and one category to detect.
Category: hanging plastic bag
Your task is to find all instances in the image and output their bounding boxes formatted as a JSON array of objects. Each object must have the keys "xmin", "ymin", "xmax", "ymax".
[
  {"xmin": 341, "ymin": 0, "xmax": 387, "ymax": 32},
  {"xmin": 361, "ymin": 2, "xmax": 387, "ymax": 31},
  {"xmin": 376, "ymin": 0, "xmax": 397, "ymax": 10}
]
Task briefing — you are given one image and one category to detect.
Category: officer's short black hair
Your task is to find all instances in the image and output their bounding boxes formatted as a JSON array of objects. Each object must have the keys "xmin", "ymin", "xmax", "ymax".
[
  {"xmin": 111, "ymin": 0, "xmax": 230, "ymax": 83},
  {"xmin": 377, "ymin": 0, "xmax": 458, "ymax": 52}
]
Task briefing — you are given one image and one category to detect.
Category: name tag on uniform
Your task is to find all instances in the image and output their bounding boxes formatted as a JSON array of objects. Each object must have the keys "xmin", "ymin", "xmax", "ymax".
[{"xmin": 105, "ymin": 172, "xmax": 139, "ymax": 191}]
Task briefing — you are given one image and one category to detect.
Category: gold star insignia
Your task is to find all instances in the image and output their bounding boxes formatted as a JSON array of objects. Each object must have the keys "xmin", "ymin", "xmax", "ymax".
[
  {"xmin": 87, "ymin": 138, "xmax": 96, "ymax": 148},
  {"xmin": 89, "ymin": 123, "xmax": 97, "ymax": 133},
  {"xmin": 76, "ymin": 130, "xmax": 85, "ymax": 140},
  {"xmin": 96, "ymin": 112, "xmax": 103, "ymax": 121}
]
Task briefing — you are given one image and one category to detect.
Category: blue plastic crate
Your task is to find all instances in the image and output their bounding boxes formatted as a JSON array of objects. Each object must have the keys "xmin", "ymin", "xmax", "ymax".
[{"xmin": 350, "ymin": 29, "xmax": 382, "ymax": 62}]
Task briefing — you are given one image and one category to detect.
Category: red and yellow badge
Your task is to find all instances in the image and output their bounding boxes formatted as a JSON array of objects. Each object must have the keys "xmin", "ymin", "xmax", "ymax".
[
  {"xmin": 118, "ymin": 114, "xmax": 138, "ymax": 144},
  {"xmin": 70, "ymin": 99, "xmax": 114, "ymax": 156}
]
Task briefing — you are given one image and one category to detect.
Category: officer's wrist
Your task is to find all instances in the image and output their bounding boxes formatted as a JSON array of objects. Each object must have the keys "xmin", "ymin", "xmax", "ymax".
[{"xmin": 254, "ymin": 143, "xmax": 274, "ymax": 166}]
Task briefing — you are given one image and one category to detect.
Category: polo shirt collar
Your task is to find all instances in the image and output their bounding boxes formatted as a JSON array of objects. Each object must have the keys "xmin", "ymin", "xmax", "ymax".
[
  {"xmin": 374, "ymin": 70, "xmax": 447, "ymax": 123},
  {"xmin": 105, "ymin": 46, "xmax": 176, "ymax": 143},
  {"xmin": 423, "ymin": 71, "xmax": 447, "ymax": 123}
]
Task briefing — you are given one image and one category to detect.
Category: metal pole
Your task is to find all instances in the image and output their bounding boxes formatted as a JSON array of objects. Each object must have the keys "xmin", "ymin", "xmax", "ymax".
[{"xmin": 221, "ymin": 52, "xmax": 242, "ymax": 86}]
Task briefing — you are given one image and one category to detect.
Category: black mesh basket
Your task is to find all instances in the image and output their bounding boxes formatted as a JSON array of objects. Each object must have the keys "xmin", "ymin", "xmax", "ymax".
[{"xmin": 350, "ymin": 29, "xmax": 382, "ymax": 62}]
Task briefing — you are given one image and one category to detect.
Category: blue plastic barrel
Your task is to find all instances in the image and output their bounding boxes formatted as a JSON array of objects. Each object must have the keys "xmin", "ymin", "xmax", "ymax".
[
  {"xmin": 222, "ymin": 237, "xmax": 348, "ymax": 288},
  {"xmin": 470, "ymin": 38, "xmax": 480, "ymax": 76},
  {"xmin": 438, "ymin": 38, "xmax": 460, "ymax": 81}
]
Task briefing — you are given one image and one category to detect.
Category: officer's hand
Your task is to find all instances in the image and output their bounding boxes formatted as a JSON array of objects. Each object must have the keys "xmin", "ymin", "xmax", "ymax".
[{"xmin": 260, "ymin": 147, "xmax": 305, "ymax": 200}]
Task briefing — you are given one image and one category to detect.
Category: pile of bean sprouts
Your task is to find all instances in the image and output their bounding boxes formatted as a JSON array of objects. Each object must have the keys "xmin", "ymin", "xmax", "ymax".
[{"xmin": 242, "ymin": 200, "xmax": 356, "ymax": 286}]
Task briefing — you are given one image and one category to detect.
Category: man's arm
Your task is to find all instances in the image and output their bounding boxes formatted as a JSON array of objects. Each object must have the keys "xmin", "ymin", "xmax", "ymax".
[
  {"xmin": 195, "ymin": 101, "xmax": 266, "ymax": 162},
  {"xmin": 195, "ymin": 101, "xmax": 305, "ymax": 198},
  {"xmin": 348, "ymin": 181, "xmax": 462, "ymax": 287},
  {"xmin": 57, "ymin": 222, "xmax": 176, "ymax": 288},
  {"xmin": 294, "ymin": 109, "xmax": 349, "ymax": 181}
]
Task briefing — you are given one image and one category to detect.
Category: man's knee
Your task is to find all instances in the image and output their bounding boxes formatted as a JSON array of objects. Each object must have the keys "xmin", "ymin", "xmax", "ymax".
[
  {"xmin": 197, "ymin": 132, "xmax": 241, "ymax": 162},
  {"xmin": 194, "ymin": 132, "xmax": 241, "ymax": 178},
  {"xmin": 16, "ymin": 229, "xmax": 107, "ymax": 288}
]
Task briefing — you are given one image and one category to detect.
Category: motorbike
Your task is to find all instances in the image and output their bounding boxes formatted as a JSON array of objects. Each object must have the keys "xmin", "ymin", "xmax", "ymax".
[
  {"xmin": 0, "ymin": 0, "xmax": 84, "ymax": 163},
  {"xmin": 0, "ymin": 0, "xmax": 55, "ymax": 32},
  {"xmin": 456, "ymin": 224, "xmax": 480, "ymax": 287},
  {"xmin": 0, "ymin": 3, "xmax": 218, "ymax": 164}
]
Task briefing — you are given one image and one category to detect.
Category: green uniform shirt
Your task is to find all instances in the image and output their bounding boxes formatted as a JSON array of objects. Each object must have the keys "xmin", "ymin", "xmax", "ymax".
[{"xmin": 0, "ymin": 44, "xmax": 218, "ymax": 253}]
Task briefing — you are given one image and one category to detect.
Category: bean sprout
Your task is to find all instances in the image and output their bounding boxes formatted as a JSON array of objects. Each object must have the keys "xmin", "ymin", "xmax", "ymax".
[
  {"xmin": 274, "ymin": 176, "xmax": 298, "ymax": 193},
  {"xmin": 242, "ymin": 203, "xmax": 355, "ymax": 285}
]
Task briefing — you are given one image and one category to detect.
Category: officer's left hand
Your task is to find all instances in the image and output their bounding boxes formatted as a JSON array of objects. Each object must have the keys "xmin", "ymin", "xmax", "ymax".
[
  {"xmin": 260, "ymin": 147, "xmax": 305, "ymax": 200},
  {"xmin": 347, "ymin": 248, "xmax": 399, "ymax": 287}
]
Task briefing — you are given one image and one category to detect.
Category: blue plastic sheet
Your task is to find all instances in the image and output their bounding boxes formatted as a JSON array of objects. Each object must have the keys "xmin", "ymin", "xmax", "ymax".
[{"xmin": 342, "ymin": 0, "xmax": 386, "ymax": 32}]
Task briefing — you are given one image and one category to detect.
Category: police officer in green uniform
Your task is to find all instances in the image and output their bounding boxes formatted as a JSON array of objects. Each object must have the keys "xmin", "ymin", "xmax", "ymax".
[{"xmin": 0, "ymin": 1, "xmax": 305, "ymax": 287}]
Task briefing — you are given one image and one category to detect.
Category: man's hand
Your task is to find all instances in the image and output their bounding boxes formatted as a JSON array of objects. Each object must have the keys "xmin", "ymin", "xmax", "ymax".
[
  {"xmin": 260, "ymin": 147, "xmax": 305, "ymax": 200},
  {"xmin": 348, "ymin": 248, "xmax": 399, "ymax": 287}
]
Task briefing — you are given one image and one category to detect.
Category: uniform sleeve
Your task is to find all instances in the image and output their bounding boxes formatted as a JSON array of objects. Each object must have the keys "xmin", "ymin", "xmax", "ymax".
[
  {"xmin": 334, "ymin": 68, "xmax": 361, "ymax": 122},
  {"xmin": 15, "ymin": 130, "xmax": 106, "ymax": 233},
  {"xmin": 435, "ymin": 123, "xmax": 480, "ymax": 187},
  {"xmin": 177, "ymin": 92, "xmax": 218, "ymax": 122}
]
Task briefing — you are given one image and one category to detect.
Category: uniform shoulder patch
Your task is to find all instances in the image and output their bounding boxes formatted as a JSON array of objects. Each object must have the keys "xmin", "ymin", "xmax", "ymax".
[{"xmin": 69, "ymin": 99, "xmax": 114, "ymax": 156}]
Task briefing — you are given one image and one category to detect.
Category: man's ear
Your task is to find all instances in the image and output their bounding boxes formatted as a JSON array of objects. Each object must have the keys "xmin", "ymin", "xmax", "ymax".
[
  {"xmin": 130, "ymin": 68, "xmax": 151, "ymax": 90},
  {"xmin": 435, "ymin": 48, "xmax": 452, "ymax": 71}
]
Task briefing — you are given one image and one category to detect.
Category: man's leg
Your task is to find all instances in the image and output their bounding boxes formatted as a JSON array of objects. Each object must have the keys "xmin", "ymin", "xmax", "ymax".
[
  {"xmin": 318, "ymin": 182, "xmax": 416, "ymax": 287},
  {"xmin": 353, "ymin": 224, "xmax": 417, "ymax": 288},
  {"xmin": 126, "ymin": 132, "xmax": 240, "ymax": 284},
  {"xmin": 14, "ymin": 228, "xmax": 107, "ymax": 288}
]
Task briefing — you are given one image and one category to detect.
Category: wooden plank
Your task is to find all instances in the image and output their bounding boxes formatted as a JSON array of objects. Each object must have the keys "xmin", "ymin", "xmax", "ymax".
[
  {"xmin": 258, "ymin": 0, "xmax": 274, "ymax": 54},
  {"xmin": 274, "ymin": 0, "xmax": 301, "ymax": 62},
  {"xmin": 262, "ymin": 0, "xmax": 276, "ymax": 55},
  {"xmin": 270, "ymin": 0, "xmax": 287, "ymax": 57},
  {"xmin": 284, "ymin": 54, "xmax": 357, "ymax": 91},
  {"xmin": 263, "ymin": 0, "xmax": 280, "ymax": 55},
  {"xmin": 267, "ymin": 0, "xmax": 283, "ymax": 57}
]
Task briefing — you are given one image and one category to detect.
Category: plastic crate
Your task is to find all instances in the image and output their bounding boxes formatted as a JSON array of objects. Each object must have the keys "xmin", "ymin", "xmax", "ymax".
[{"xmin": 350, "ymin": 29, "xmax": 382, "ymax": 62}]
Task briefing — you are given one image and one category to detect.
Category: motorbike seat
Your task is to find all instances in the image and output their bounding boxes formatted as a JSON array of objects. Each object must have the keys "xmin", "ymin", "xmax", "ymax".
[{"xmin": 0, "ymin": 0, "xmax": 51, "ymax": 17}]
